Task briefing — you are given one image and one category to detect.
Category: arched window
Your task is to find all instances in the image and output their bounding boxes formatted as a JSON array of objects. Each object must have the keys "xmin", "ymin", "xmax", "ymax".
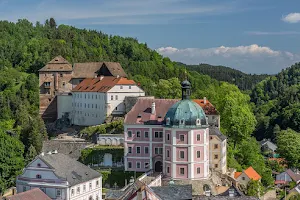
[
  {"xmin": 180, "ymin": 119, "xmax": 185, "ymax": 125},
  {"xmin": 89, "ymin": 196, "xmax": 93, "ymax": 200},
  {"xmin": 196, "ymin": 119, "xmax": 201, "ymax": 125},
  {"xmin": 36, "ymin": 174, "xmax": 42, "ymax": 179}
]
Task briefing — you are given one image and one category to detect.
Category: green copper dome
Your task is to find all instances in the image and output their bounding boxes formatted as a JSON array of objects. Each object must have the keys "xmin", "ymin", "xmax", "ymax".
[
  {"xmin": 164, "ymin": 80, "xmax": 208, "ymax": 128},
  {"xmin": 164, "ymin": 99, "xmax": 207, "ymax": 128}
]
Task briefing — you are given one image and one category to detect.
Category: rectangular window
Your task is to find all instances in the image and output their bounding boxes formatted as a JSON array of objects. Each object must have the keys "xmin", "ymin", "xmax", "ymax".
[
  {"xmin": 128, "ymin": 131, "xmax": 132, "ymax": 137},
  {"xmin": 197, "ymin": 151, "xmax": 201, "ymax": 158},
  {"xmin": 136, "ymin": 162, "xmax": 141, "ymax": 169},
  {"xmin": 197, "ymin": 167, "xmax": 201, "ymax": 174},
  {"xmin": 214, "ymin": 154, "xmax": 218, "ymax": 159},
  {"xmin": 159, "ymin": 148, "xmax": 163, "ymax": 154},
  {"xmin": 214, "ymin": 144, "xmax": 218, "ymax": 149},
  {"xmin": 180, "ymin": 168, "xmax": 185, "ymax": 175},
  {"xmin": 62, "ymin": 81, "xmax": 66, "ymax": 86},
  {"xmin": 60, "ymin": 73, "xmax": 63, "ymax": 77},
  {"xmin": 56, "ymin": 189, "xmax": 61, "ymax": 197},
  {"xmin": 88, "ymin": 104, "xmax": 89, "ymax": 108},
  {"xmin": 215, "ymin": 164, "xmax": 218, "ymax": 168},
  {"xmin": 155, "ymin": 148, "xmax": 159, "ymax": 154},
  {"xmin": 180, "ymin": 135, "xmax": 184, "ymax": 141},
  {"xmin": 155, "ymin": 132, "xmax": 159, "ymax": 138},
  {"xmin": 136, "ymin": 131, "xmax": 141, "ymax": 138},
  {"xmin": 145, "ymin": 162, "xmax": 149, "ymax": 169},
  {"xmin": 85, "ymin": 94, "xmax": 86, "ymax": 99},
  {"xmin": 167, "ymin": 150, "xmax": 170, "ymax": 157},
  {"xmin": 89, "ymin": 182, "xmax": 92, "ymax": 190},
  {"xmin": 145, "ymin": 131, "xmax": 149, "ymax": 138},
  {"xmin": 197, "ymin": 134, "xmax": 200, "ymax": 141},
  {"xmin": 83, "ymin": 184, "xmax": 86, "ymax": 192},
  {"xmin": 92, "ymin": 104, "xmax": 93, "ymax": 108},
  {"xmin": 95, "ymin": 104, "xmax": 97, "ymax": 108},
  {"xmin": 145, "ymin": 147, "xmax": 149, "ymax": 154},
  {"xmin": 129, "ymin": 86, "xmax": 132, "ymax": 89},
  {"xmin": 77, "ymin": 186, "xmax": 80, "ymax": 194},
  {"xmin": 128, "ymin": 147, "xmax": 132, "ymax": 153},
  {"xmin": 159, "ymin": 131, "xmax": 163, "ymax": 138},
  {"xmin": 115, "ymin": 95, "xmax": 118, "ymax": 100},
  {"xmin": 95, "ymin": 95, "xmax": 97, "ymax": 99},
  {"xmin": 212, "ymin": 116, "xmax": 215, "ymax": 120},
  {"xmin": 180, "ymin": 151, "xmax": 184, "ymax": 159},
  {"xmin": 88, "ymin": 94, "xmax": 90, "ymax": 99},
  {"xmin": 120, "ymin": 86, "xmax": 123, "ymax": 89},
  {"xmin": 136, "ymin": 147, "xmax": 141, "ymax": 154},
  {"xmin": 92, "ymin": 94, "xmax": 93, "ymax": 99},
  {"xmin": 167, "ymin": 134, "xmax": 170, "ymax": 140},
  {"xmin": 96, "ymin": 180, "xmax": 99, "ymax": 187},
  {"xmin": 23, "ymin": 186, "xmax": 26, "ymax": 192},
  {"xmin": 111, "ymin": 95, "xmax": 113, "ymax": 100},
  {"xmin": 167, "ymin": 167, "xmax": 170, "ymax": 173},
  {"xmin": 128, "ymin": 162, "xmax": 132, "ymax": 168}
]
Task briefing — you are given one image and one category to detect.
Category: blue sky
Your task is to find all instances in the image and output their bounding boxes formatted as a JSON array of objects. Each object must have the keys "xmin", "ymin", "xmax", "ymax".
[{"xmin": 1, "ymin": 0, "xmax": 300, "ymax": 74}]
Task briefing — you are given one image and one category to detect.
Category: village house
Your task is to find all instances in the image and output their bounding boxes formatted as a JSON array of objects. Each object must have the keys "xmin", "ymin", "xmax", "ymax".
[
  {"xmin": 260, "ymin": 139, "xmax": 277, "ymax": 157},
  {"xmin": 234, "ymin": 166, "xmax": 261, "ymax": 187},
  {"xmin": 275, "ymin": 169, "xmax": 300, "ymax": 185},
  {"xmin": 16, "ymin": 152, "xmax": 102, "ymax": 200},
  {"xmin": 39, "ymin": 56, "xmax": 128, "ymax": 122},
  {"xmin": 71, "ymin": 76, "xmax": 144, "ymax": 126},
  {"xmin": 123, "ymin": 80, "xmax": 227, "ymax": 180}
]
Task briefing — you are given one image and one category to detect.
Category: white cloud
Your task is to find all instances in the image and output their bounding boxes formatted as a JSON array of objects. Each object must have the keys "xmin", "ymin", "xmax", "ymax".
[
  {"xmin": 246, "ymin": 31, "xmax": 300, "ymax": 35},
  {"xmin": 156, "ymin": 45, "xmax": 300, "ymax": 74},
  {"xmin": 282, "ymin": 13, "xmax": 300, "ymax": 23}
]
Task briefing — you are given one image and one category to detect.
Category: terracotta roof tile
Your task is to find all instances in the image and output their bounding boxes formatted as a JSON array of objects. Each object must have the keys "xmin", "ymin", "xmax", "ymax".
[
  {"xmin": 193, "ymin": 99, "xmax": 219, "ymax": 115},
  {"xmin": 125, "ymin": 98, "xmax": 218, "ymax": 125},
  {"xmin": 72, "ymin": 77, "xmax": 136, "ymax": 93},
  {"xmin": 234, "ymin": 172, "xmax": 242, "ymax": 179},
  {"xmin": 6, "ymin": 188, "xmax": 51, "ymax": 200},
  {"xmin": 244, "ymin": 167, "xmax": 261, "ymax": 181}
]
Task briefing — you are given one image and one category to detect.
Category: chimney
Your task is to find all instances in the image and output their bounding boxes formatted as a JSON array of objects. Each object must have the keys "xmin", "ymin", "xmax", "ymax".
[
  {"xmin": 204, "ymin": 97, "xmax": 207, "ymax": 104},
  {"xmin": 100, "ymin": 75, "xmax": 104, "ymax": 80},
  {"xmin": 151, "ymin": 102, "xmax": 156, "ymax": 114}
]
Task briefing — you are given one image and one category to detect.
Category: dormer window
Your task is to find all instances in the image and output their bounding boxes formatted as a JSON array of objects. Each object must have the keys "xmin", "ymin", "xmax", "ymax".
[
  {"xmin": 180, "ymin": 119, "xmax": 185, "ymax": 125},
  {"xmin": 36, "ymin": 174, "xmax": 42, "ymax": 179},
  {"xmin": 196, "ymin": 119, "xmax": 201, "ymax": 125},
  {"xmin": 166, "ymin": 117, "xmax": 170, "ymax": 125}
]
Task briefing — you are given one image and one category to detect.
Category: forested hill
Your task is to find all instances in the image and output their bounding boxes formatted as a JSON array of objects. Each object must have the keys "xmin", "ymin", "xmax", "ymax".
[
  {"xmin": 251, "ymin": 63, "xmax": 300, "ymax": 140},
  {"xmin": 0, "ymin": 18, "xmax": 278, "ymax": 192},
  {"xmin": 178, "ymin": 63, "xmax": 269, "ymax": 91}
]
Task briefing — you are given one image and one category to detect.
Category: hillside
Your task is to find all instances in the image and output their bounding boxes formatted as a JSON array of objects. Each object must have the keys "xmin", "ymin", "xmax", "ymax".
[
  {"xmin": 178, "ymin": 63, "xmax": 269, "ymax": 91},
  {"xmin": 251, "ymin": 63, "xmax": 300, "ymax": 140},
  {"xmin": 0, "ymin": 18, "xmax": 275, "ymax": 191}
]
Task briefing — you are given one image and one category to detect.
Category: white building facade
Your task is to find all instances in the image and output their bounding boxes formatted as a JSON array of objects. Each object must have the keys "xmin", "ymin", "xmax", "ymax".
[
  {"xmin": 71, "ymin": 76, "xmax": 145, "ymax": 126},
  {"xmin": 16, "ymin": 153, "xmax": 102, "ymax": 200}
]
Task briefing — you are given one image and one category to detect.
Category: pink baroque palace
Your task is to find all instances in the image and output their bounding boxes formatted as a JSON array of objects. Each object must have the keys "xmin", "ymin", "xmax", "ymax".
[{"xmin": 124, "ymin": 80, "xmax": 227, "ymax": 180}]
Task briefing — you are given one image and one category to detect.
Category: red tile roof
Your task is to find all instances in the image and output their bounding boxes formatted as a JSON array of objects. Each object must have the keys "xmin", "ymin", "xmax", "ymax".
[
  {"xmin": 193, "ymin": 99, "xmax": 219, "ymax": 115},
  {"xmin": 124, "ymin": 98, "xmax": 218, "ymax": 125},
  {"xmin": 236, "ymin": 166, "xmax": 261, "ymax": 181},
  {"xmin": 234, "ymin": 172, "xmax": 242, "ymax": 179},
  {"xmin": 72, "ymin": 77, "xmax": 136, "ymax": 92},
  {"xmin": 6, "ymin": 188, "xmax": 51, "ymax": 200}
]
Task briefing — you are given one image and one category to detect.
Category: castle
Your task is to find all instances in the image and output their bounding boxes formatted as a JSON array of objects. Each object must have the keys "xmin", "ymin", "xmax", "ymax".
[{"xmin": 123, "ymin": 80, "xmax": 227, "ymax": 179}]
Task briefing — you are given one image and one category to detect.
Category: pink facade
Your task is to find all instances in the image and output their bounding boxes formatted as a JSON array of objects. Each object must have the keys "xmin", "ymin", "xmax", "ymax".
[
  {"xmin": 127, "ymin": 158, "xmax": 150, "ymax": 172},
  {"xmin": 152, "ymin": 128, "xmax": 163, "ymax": 142},
  {"xmin": 193, "ymin": 146, "xmax": 205, "ymax": 161},
  {"xmin": 127, "ymin": 143, "xmax": 149, "ymax": 157},
  {"xmin": 176, "ymin": 147, "xmax": 188, "ymax": 162},
  {"xmin": 194, "ymin": 130, "xmax": 204, "ymax": 144},
  {"xmin": 176, "ymin": 164, "xmax": 188, "ymax": 179},
  {"xmin": 165, "ymin": 146, "xmax": 172, "ymax": 161},
  {"xmin": 165, "ymin": 163, "xmax": 172, "ymax": 176},
  {"xmin": 194, "ymin": 163, "xmax": 205, "ymax": 178},
  {"xmin": 176, "ymin": 131, "xmax": 188, "ymax": 144},
  {"xmin": 165, "ymin": 130, "xmax": 172, "ymax": 144},
  {"xmin": 125, "ymin": 128, "xmax": 150, "ymax": 141},
  {"xmin": 152, "ymin": 143, "xmax": 163, "ymax": 156}
]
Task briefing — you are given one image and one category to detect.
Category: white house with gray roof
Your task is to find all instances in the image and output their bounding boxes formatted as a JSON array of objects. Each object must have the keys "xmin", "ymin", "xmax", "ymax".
[{"xmin": 16, "ymin": 152, "xmax": 102, "ymax": 200}]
